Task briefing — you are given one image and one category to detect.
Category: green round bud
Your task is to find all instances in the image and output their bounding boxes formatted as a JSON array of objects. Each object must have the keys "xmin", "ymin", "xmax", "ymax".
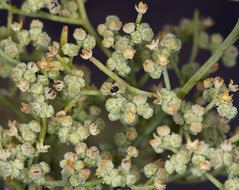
[{"xmin": 83, "ymin": 35, "xmax": 96, "ymax": 49}]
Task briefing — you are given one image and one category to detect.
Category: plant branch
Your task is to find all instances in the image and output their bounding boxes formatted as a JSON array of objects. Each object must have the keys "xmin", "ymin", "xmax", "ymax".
[
  {"xmin": 179, "ymin": 19, "xmax": 239, "ymax": 98},
  {"xmin": 89, "ymin": 57, "xmax": 154, "ymax": 97},
  {"xmin": 204, "ymin": 99, "xmax": 216, "ymax": 113},
  {"xmin": 163, "ymin": 67, "xmax": 171, "ymax": 90},
  {"xmin": 138, "ymin": 73, "xmax": 149, "ymax": 88},
  {"xmin": 38, "ymin": 118, "xmax": 47, "ymax": 142},
  {"xmin": 229, "ymin": 132, "xmax": 239, "ymax": 143},
  {"xmin": 64, "ymin": 89, "xmax": 101, "ymax": 112},
  {"xmin": 169, "ymin": 55, "xmax": 184, "ymax": 86},
  {"xmin": 165, "ymin": 170, "xmax": 191, "ymax": 183},
  {"xmin": 204, "ymin": 172, "xmax": 224, "ymax": 190}
]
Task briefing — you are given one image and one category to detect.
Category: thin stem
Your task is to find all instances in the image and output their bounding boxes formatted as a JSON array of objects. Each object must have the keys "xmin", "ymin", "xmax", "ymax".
[
  {"xmin": 163, "ymin": 67, "xmax": 171, "ymax": 90},
  {"xmin": 64, "ymin": 89, "xmax": 101, "ymax": 112},
  {"xmin": 0, "ymin": 93, "xmax": 28, "ymax": 122},
  {"xmin": 189, "ymin": 10, "xmax": 200, "ymax": 63},
  {"xmin": 44, "ymin": 178, "xmax": 103, "ymax": 187},
  {"xmin": 6, "ymin": 178, "xmax": 24, "ymax": 190},
  {"xmin": 136, "ymin": 13, "xmax": 143, "ymax": 25},
  {"xmin": 56, "ymin": 55, "xmax": 71, "ymax": 73},
  {"xmin": 127, "ymin": 71, "xmax": 138, "ymax": 87},
  {"xmin": 131, "ymin": 184, "xmax": 154, "ymax": 190},
  {"xmin": 89, "ymin": 57, "xmax": 154, "ymax": 97},
  {"xmin": 184, "ymin": 131, "xmax": 190, "ymax": 141},
  {"xmin": 0, "ymin": 49, "xmax": 21, "ymax": 65},
  {"xmin": 77, "ymin": 0, "xmax": 112, "ymax": 58},
  {"xmin": 204, "ymin": 99, "xmax": 216, "ymax": 113},
  {"xmin": 169, "ymin": 55, "xmax": 184, "ymax": 86},
  {"xmin": 204, "ymin": 172, "xmax": 224, "ymax": 190},
  {"xmin": 80, "ymin": 89, "xmax": 102, "ymax": 96},
  {"xmin": 133, "ymin": 112, "xmax": 166, "ymax": 146},
  {"xmin": 165, "ymin": 170, "xmax": 191, "ymax": 183},
  {"xmin": 38, "ymin": 118, "xmax": 47, "ymax": 142},
  {"xmin": 7, "ymin": 10, "xmax": 13, "ymax": 33},
  {"xmin": 229, "ymin": 132, "xmax": 239, "ymax": 143},
  {"xmin": 167, "ymin": 146, "xmax": 178, "ymax": 153},
  {"xmin": 0, "ymin": 5, "xmax": 83, "ymax": 25},
  {"xmin": 138, "ymin": 73, "xmax": 149, "ymax": 88},
  {"xmin": 180, "ymin": 20, "xmax": 239, "ymax": 98}
]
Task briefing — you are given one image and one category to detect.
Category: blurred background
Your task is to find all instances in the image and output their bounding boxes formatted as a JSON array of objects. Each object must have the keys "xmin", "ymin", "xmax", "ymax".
[{"xmin": 0, "ymin": 0, "xmax": 239, "ymax": 189}]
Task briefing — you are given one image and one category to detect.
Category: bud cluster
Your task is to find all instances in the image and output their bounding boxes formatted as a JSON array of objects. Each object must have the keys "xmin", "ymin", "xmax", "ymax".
[
  {"xmin": 96, "ymin": 146, "xmax": 138, "ymax": 187},
  {"xmin": 203, "ymin": 77, "xmax": 238, "ymax": 120},
  {"xmin": 105, "ymin": 94, "xmax": 153, "ymax": 125},
  {"xmin": 153, "ymin": 88, "xmax": 181, "ymax": 115}
]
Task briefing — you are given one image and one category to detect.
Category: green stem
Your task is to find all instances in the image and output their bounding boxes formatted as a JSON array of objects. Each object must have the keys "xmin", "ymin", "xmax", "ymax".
[
  {"xmin": 204, "ymin": 99, "xmax": 216, "ymax": 113},
  {"xmin": 131, "ymin": 184, "xmax": 154, "ymax": 190},
  {"xmin": 38, "ymin": 118, "xmax": 47, "ymax": 142},
  {"xmin": 0, "ymin": 49, "xmax": 21, "ymax": 65},
  {"xmin": 6, "ymin": 178, "xmax": 24, "ymax": 190},
  {"xmin": 133, "ymin": 112, "xmax": 166, "ymax": 146},
  {"xmin": 165, "ymin": 170, "xmax": 191, "ymax": 183},
  {"xmin": 0, "ymin": 6, "xmax": 83, "ymax": 25},
  {"xmin": 229, "ymin": 132, "xmax": 239, "ymax": 143},
  {"xmin": 163, "ymin": 67, "xmax": 171, "ymax": 90},
  {"xmin": 204, "ymin": 172, "xmax": 224, "ymax": 190},
  {"xmin": 127, "ymin": 71, "xmax": 138, "ymax": 87},
  {"xmin": 138, "ymin": 73, "xmax": 149, "ymax": 88},
  {"xmin": 64, "ymin": 89, "xmax": 101, "ymax": 112},
  {"xmin": 180, "ymin": 20, "xmax": 239, "ymax": 98},
  {"xmin": 7, "ymin": 10, "xmax": 13, "ymax": 33},
  {"xmin": 0, "ymin": 93, "xmax": 28, "ymax": 122},
  {"xmin": 56, "ymin": 55, "xmax": 71, "ymax": 73},
  {"xmin": 189, "ymin": 10, "xmax": 200, "ymax": 63},
  {"xmin": 89, "ymin": 57, "xmax": 154, "ymax": 97},
  {"xmin": 136, "ymin": 13, "xmax": 143, "ymax": 25},
  {"xmin": 44, "ymin": 179, "xmax": 103, "ymax": 187},
  {"xmin": 77, "ymin": 0, "xmax": 112, "ymax": 58},
  {"xmin": 184, "ymin": 131, "xmax": 190, "ymax": 141},
  {"xmin": 169, "ymin": 55, "xmax": 184, "ymax": 86}
]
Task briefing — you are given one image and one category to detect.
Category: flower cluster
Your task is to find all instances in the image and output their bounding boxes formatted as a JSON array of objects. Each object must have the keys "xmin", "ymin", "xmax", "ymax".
[
  {"xmin": 60, "ymin": 148, "xmax": 93, "ymax": 186},
  {"xmin": 98, "ymin": 14, "xmax": 155, "ymax": 76},
  {"xmin": 203, "ymin": 77, "xmax": 238, "ymax": 120},
  {"xmin": 0, "ymin": 121, "xmax": 50, "ymax": 185},
  {"xmin": 153, "ymin": 88, "xmax": 181, "ymax": 115},
  {"xmin": 96, "ymin": 146, "xmax": 138, "ymax": 187},
  {"xmin": 0, "ymin": 1, "xmax": 239, "ymax": 190},
  {"xmin": 149, "ymin": 125, "xmax": 182, "ymax": 153},
  {"xmin": 143, "ymin": 33, "xmax": 181, "ymax": 79},
  {"xmin": 144, "ymin": 163, "xmax": 168, "ymax": 190},
  {"xmin": 105, "ymin": 94, "xmax": 153, "ymax": 125}
]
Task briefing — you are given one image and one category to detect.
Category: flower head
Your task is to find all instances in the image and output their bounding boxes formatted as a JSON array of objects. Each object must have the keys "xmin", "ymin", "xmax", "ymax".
[{"xmin": 135, "ymin": 1, "xmax": 148, "ymax": 14}]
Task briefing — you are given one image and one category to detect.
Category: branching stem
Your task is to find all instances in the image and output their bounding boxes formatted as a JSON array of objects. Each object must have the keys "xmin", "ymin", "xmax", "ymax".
[{"xmin": 180, "ymin": 20, "xmax": 239, "ymax": 98}]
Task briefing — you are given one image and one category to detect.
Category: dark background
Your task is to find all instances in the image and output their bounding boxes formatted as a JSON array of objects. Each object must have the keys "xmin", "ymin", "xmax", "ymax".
[{"xmin": 1, "ymin": 0, "xmax": 239, "ymax": 189}]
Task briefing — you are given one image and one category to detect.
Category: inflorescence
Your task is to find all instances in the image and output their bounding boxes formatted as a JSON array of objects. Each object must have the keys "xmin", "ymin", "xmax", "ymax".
[{"xmin": 0, "ymin": 0, "xmax": 239, "ymax": 190}]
